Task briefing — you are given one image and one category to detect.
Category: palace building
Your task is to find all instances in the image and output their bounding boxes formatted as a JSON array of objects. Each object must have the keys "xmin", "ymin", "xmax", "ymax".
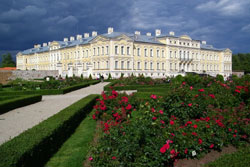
[{"xmin": 16, "ymin": 27, "xmax": 232, "ymax": 78}]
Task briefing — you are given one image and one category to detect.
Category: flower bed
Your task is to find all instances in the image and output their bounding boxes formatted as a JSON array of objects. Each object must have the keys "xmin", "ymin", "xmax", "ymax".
[{"xmin": 89, "ymin": 77, "xmax": 250, "ymax": 166}]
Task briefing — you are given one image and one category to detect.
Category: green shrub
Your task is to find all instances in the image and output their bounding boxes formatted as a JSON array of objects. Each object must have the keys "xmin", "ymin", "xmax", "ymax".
[
  {"xmin": 0, "ymin": 95, "xmax": 42, "ymax": 114},
  {"xmin": 0, "ymin": 94, "xmax": 99, "ymax": 167}
]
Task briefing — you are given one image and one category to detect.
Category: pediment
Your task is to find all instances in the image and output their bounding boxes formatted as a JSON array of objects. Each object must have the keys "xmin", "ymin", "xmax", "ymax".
[
  {"xmin": 90, "ymin": 36, "xmax": 109, "ymax": 43},
  {"xmin": 115, "ymin": 34, "xmax": 133, "ymax": 41},
  {"xmin": 224, "ymin": 48, "xmax": 232, "ymax": 53}
]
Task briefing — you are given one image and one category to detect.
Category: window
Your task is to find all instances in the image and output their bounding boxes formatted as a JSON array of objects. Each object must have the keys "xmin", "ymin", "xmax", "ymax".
[
  {"xmin": 170, "ymin": 63, "xmax": 172, "ymax": 70},
  {"xmin": 175, "ymin": 63, "xmax": 177, "ymax": 70},
  {"xmin": 97, "ymin": 47, "xmax": 100, "ymax": 55},
  {"xmin": 157, "ymin": 63, "xmax": 159, "ymax": 70},
  {"xmin": 106, "ymin": 61, "xmax": 109, "ymax": 69},
  {"xmin": 102, "ymin": 47, "xmax": 104, "ymax": 55},
  {"xmin": 137, "ymin": 48, "xmax": 140, "ymax": 56},
  {"xmin": 179, "ymin": 51, "xmax": 182, "ymax": 58},
  {"xmin": 144, "ymin": 48, "xmax": 147, "ymax": 57},
  {"xmin": 121, "ymin": 46, "xmax": 124, "ymax": 55},
  {"xmin": 162, "ymin": 50, "xmax": 164, "ymax": 57},
  {"xmin": 93, "ymin": 48, "xmax": 96, "ymax": 56},
  {"xmin": 150, "ymin": 49, "xmax": 153, "ymax": 57},
  {"xmin": 145, "ymin": 62, "xmax": 147, "ymax": 70},
  {"xmin": 127, "ymin": 61, "xmax": 130, "ymax": 69},
  {"xmin": 98, "ymin": 62, "xmax": 100, "ymax": 69},
  {"xmin": 157, "ymin": 50, "xmax": 159, "ymax": 57},
  {"xmin": 175, "ymin": 51, "xmax": 177, "ymax": 58},
  {"xmin": 106, "ymin": 46, "xmax": 109, "ymax": 54},
  {"xmin": 127, "ymin": 47, "xmax": 130, "ymax": 55},
  {"xmin": 150, "ymin": 62, "xmax": 153, "ymax": 70},
  {"xmin": 162, "ymin": 63, "xmax": 164, "ymax": 70},
  {"xmin": 86, "ymin": 50, "xmax": 88, "ymax": 57},
  {"xmin": 82, "ymin": 51, "xmax": 84, "ymax": 58},
  {"xmin": 121, "ymin": 61, "xmax": 124, "ymax": 69},
  {"xmin": 94, "ymin": 62, "xmax": 96, "ymax": 69},
  {"xmin": 115, "ymin": 46, "xmax": 118, "ymax": 54},
  {"xmin": 170, "ymin": 51, "xmax": 172, "ymax": 58},
  {"xmin": 137, "ymin": 62, "xmax": 141, "ymax": 69},
  {"xmin": 115, "ymin": 61, "xmax": 118, "ymax": 69}
]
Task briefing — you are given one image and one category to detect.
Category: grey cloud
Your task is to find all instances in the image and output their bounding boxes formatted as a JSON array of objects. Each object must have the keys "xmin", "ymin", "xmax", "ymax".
[{"xmin": 0, "ymin": 5, "xmax": 47, "ymax": 22}]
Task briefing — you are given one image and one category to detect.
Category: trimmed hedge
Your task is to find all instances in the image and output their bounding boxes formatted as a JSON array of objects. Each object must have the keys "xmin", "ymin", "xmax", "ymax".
[
  {"xmin": 104, "ymin": 84, "xmax": 169, "ymax": 91},
  {"xmin": 0, "ymin": 95, "xmax": 42, "ymax": 114},
  {"xmin": 0, "ymin": 94, "xmax": 99, "ymax": 167},
  {"xmin": 0, "ymin": 80, "xmax": 100, "ymax": 96}
]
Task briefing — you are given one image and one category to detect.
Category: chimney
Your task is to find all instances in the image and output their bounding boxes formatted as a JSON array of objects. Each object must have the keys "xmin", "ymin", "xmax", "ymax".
[
  {"xmin": 48, "ymin": 42, "xmax": 51, "ymax": 45},
  {"xmin": 84, "ymin": 33, "xmax": 89, "ymax": 38},
  {"xmin": 108, "ymin": 27, "xmax": 113, "ymax": 34},
  {"xmin": 202, "ymin": 41, "xmax": 207, "ymax": 45},
  {"xmin": 135, "ymin": 31, "xmax": 141, "ymax": 35},
  {"xmin": 70, "ymin": 36, "xmax": 75, "ymax": 41},
  {"xmin": 146, "ymin": 32, "xmax": 151, "ymax": 36},
  {"xmin": 34, "ymin": 44, "xmax": 41, "ymax": 48},
  {"xmin": 155, "ymin": 29, "xmax": 161, "ymax": 36},
  {"xmin": 64, "ymin": 38, "xmax": 68, "ymax": 42},
  {"xmin": 92, "ymin": 31, "xmax": 97, "ymax": 37},
  {"xmin": 76, "ymin": 34, "xmax": 82, "ymax": 40},
  {"xmin": 169, "ymin": 31, "xmax": 175, "ymax": 36},
  {"xmin": 43, "ymin": 43, "xmax": 47, "ymax": 47}
]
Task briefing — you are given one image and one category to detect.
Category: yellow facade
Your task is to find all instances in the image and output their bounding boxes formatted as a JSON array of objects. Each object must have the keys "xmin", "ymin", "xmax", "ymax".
[{"xmin": 16, "ymin": 27, "xmax": 232, "ymax": 78}]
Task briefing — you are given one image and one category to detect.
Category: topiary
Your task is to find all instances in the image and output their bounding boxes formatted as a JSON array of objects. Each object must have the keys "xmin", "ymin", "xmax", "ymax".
[
  {"xmin": 89, "ymin": 74, "xmax": 92, "ymax": 80},
  {"xmin": 108, "ymin": 73, "xmax": 112, "ymax": 80}
]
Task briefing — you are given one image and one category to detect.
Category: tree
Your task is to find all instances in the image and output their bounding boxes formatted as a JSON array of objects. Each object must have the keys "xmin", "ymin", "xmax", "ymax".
[{"xmin": 0, "ymin": 53, "xmax": 16, "ymax": 67}]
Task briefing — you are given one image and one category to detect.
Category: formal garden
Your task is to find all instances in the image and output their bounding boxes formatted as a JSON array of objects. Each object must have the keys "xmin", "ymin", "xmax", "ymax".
[
  {"xmin": 0, "ymin": 76, "xmax": 100, "ymax": 114},
  {"xmin": 0, "ymin": 74, "xmax": 249, "ymax": 167}
]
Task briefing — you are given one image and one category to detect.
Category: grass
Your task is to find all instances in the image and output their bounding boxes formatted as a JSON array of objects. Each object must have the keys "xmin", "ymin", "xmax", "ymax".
[
  {"xmin": 45, "ymin": 110, "xmax": 97, "ymax": 167},
  {"xmin": 205, "ymin": 145, "xmax": 250, "ymax": 167}
]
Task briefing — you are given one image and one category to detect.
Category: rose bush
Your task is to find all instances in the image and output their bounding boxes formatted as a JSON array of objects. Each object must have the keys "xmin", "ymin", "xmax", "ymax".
[{"xmin": 90, "ymin": 76, "xmax": 249, "ymax": 167}]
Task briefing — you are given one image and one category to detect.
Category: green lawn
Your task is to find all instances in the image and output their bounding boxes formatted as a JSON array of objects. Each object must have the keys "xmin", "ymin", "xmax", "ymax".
[{"xmin": 45, "ymin": 110, "xmax": 97, "ymax": 167}]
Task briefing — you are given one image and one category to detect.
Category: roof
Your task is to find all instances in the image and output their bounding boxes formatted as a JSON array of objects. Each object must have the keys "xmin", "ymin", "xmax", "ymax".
[
  {"xmin": 0, "ymin": 67, "xmax": 16, "ymax": 70},
  {"xmin": 20, "ymin": 31, "xmax": 225, "ymax": 55},
  {"xmin": 200, "ymin": 44, "xmax": 225, "ymax": 51}
]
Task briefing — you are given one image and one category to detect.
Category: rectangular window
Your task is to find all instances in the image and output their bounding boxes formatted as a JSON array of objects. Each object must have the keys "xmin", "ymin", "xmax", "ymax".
[
  {"xmin": 162, "ymin": 50, "xmax": 164, "ymax": 58},
  {"xmin": 150, "ymin": 49, "xmax": 153, "ymax": 57},
  {"xmin": 106, "ymin": 46, "xmax": 109, "ymax": 54},
  {"xmin": 121, "ymin": 46, "xmax": 124, "ymax": 55},
  {"xmin": 127, "ymin": 61, "xmax": 130, "ymax": 69},
  {"xmin": 115, "ymin": 61, "xmax": 118, "ymax": 69},
  {"xmin": 121, "ymin": 61, "xmax": 124, "ymax": 69},
  {"xmin": 127, "ymin": 47, "xmax": 130, "ymax": 55},
  {"xmin": 97, "ymin": 47, "xmax": 100, "ymax": 55},
  {"xmin": 115, "ymin": 46, "xmax": 118, "ymax": 55},
  {"xmin": 150, "ymin": 62, "xmax": 153, "ymax": 70},
  {"xmin": 145, "ymin": 62, "xmax": 147, "ymax": 70},
  {"xmin": 170, "ymin": 63, "xmax": 172, "ymax": 70},
  {"xmin": 106, "ymin": 61, "xmax": 109, "ymax": 69},
  {"xmin": 162, "ymin": 63, "xmax": 164, "ymax": 70},
  {"xmin": 144, "ymin": 48, "xmax": 147, "ymax": 57},
  {"xmin": 157, "ymin": 50, "xmax": 159, "ymax": 57},
  {"xmin": 98, "ymin": 62, "xmax": 100, "ymax": 69},
  {"xmin": 93, "ymin": 48, "xmax": 96, "ymax": 56},
  {"xmin": 137, "ymin": 48, "xmax": 140, "ymax": 56},
  {"xmin": 137, "ymin": 62, "xmax": 140, "ymax": 69},
  {"xmin": 170, "ymin": 51, "xmax": 172, "ymax": 58},
  {"xmin": 157, "ymin": 63, "xmax": 159, "ymax": 70},
  {"xmin": 102, "ymin": 47, "xmax": 104, "ymax": 55}
]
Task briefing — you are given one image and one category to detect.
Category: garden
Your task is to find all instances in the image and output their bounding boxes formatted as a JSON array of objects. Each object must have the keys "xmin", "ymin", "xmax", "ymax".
[
  {"xmin": 90, "ymin": 74, "xmax": 250, "ymax": 166},
  {"xmin": 0, "ymin": 74, "xmax": 249, "ymax": 167}
]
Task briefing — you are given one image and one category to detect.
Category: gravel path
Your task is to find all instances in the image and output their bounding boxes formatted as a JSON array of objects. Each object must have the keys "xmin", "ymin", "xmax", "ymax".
[{"xmin": 0, "ymin": 82, "xmax": 109, "ymax": 145}]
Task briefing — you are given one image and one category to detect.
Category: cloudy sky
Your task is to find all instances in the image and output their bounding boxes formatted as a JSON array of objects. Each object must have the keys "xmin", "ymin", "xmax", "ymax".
[{"xmin": 1, "ymin": 0, "xmax": 250, "ymax": 56}]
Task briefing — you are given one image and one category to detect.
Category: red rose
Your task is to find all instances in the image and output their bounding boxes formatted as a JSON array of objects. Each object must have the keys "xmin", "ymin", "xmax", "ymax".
[
  {"xmin": 188, "ymin": 103, "xmax": 192, "ymax": 107},
  {"xmin": 209, "ymin": 94, "xmax": 215, "ymax": 99},
  {"xmin": 112, "ymin": 156, "xmax": 116, "ymax": 160},
  {"xmin": 92, "ymin": 114, "xmax": 96, "ymax": 120},
  {"xmin": 152, "ymin": 117, "xmax": 157, "ymax": 120},
  {"xmin": 210, "ymin": 144, "xmax": 214, "ymax": 148},
  {"xmin": 235, "ymin": 89, "xmax": 241, "ymax": 93},
  {"xmin": 193, "ymin": 124, "xmax": 198, "ymax": 128},
  {"xmin": 170, "ymin": 120, "xmax": 174, "ymax": 125},
  {"xmin": 184, "ymin": 148, "xmax": 188, "ymax": 154},
  {"xmin": 198, "ymin": 89, "xmax": 204, "ymax": 92},
  {"xmin": 198, "ymin": 139, "xmax": 202, "ymax": 144},
  {"xmin": 159, "ymin": 110, "xmax": 164, "ymax": 114},
  {"xmin": 126, "ymin": 104, "xmax": 132, "ymax": 110},
  {"xmin": 150, "ymin": 94, "xmax": 157, "ymax": 99}
]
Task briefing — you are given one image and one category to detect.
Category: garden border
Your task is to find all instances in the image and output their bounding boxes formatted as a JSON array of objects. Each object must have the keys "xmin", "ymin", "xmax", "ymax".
[{"xmin": 0, "ymin": 95, "xmax": 42, "ymax": 114}]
